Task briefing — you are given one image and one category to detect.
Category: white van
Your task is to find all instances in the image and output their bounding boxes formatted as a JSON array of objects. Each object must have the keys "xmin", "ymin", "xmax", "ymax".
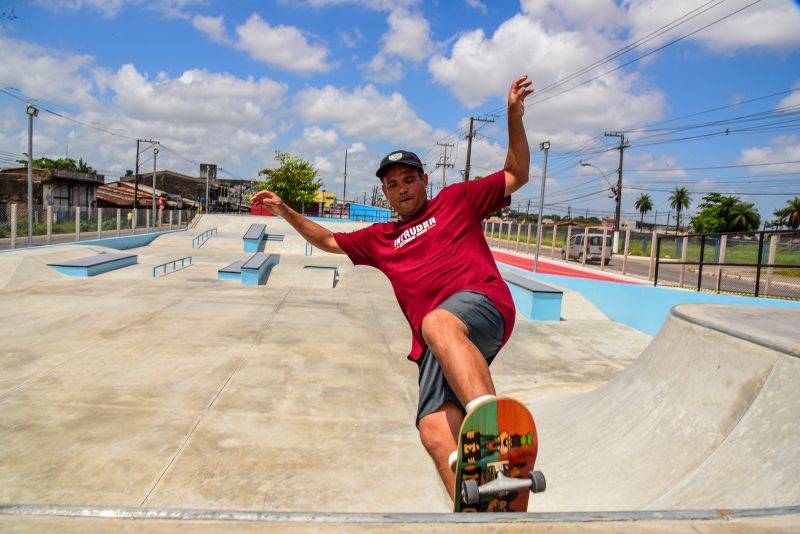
[{"xmin": 561, "ymin": 234, "xmax": 613, "ymax": 265}]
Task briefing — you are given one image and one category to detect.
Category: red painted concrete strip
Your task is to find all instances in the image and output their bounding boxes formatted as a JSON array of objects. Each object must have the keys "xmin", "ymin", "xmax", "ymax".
[{"xmin": 492, "ymin": 250, "xmax": 641, "ymax": 285}]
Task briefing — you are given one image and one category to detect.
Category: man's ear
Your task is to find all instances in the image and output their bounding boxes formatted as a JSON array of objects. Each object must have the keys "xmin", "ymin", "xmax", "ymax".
[
  {"xmin": 422, "ymin": 173, "xmax": 429, "ymax": 186},
  {"xmin": 381, "ymin": 182, "xmax": 388, "ymax": 198}
]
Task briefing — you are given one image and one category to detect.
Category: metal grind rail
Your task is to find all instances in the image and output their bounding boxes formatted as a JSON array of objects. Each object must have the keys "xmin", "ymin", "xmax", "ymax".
[
  {"xmin": 152, "ymin": 256, "xmax": 193, "ymax": 278},
  {"xmin": 192, "ymin": 228, "xmax": 217, "ymax": 248}
]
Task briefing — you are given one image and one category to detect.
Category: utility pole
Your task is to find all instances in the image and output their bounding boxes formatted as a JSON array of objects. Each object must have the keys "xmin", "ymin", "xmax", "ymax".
[
  {"xmin": 134, "ymin": 139, "xmax": 159, "ymax": 210},
  {"xmin": 435, "ymin": 142, "xmax": 454, "ymax": 189},
  {"xmin": 604, "ymin": 131, "xmax": 627, "ymax": 232},
  {"xmin": 534, "ymin": 141, "xmax": 550, "ymax": 273},
  {"xmin": 151, "ymin": 148, "xmax": 158, "ymax": 227},
  {"xmin": 26, "ymin": 104, "xmax": 38, "ymax": 247},
  {"xmin": 463, "ymin": 116, "xmax": 496, "ymax": 181}
]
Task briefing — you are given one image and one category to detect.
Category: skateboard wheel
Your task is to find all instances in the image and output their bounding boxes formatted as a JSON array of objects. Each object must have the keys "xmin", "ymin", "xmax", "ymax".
[
  {"xmin": 462, "ymin": 478, "xmax": 480, "ymax": 505},
  {"xmin": 529, "ymin": 470, "xmax": 546, "ymax": 493}
]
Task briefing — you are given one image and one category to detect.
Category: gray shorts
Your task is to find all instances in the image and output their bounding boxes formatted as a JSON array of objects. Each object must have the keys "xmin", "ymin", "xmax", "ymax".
[{"xmin": 416, "ymin": 291, "xmax": 505, "ymax": 428}]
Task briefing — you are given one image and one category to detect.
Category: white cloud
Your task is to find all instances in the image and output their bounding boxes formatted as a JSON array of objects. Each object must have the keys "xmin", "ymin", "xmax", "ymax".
[
  {"xmin": 465, "ymin": 0, "xmax": 487, "ymax": 14},
  {"xmin": 738, "ymin": 135, "xmax": 800, "ymax": 172},
  {"xmin": 777, "ymin": 82, "xmax": 800, "ymax": 109},
  {"xmin": 235, "ymin": 13, "xmax": 333, "ymax": 74},
  {"xmin": 193, "ymin": 14, "xmax": 232, "ymax": 45},
  {"xmin": 292, "ymin": 0, "xmax": 420, "ymax": 11},
  {"xmin": 625, "ymin": 0, "xmax": 800, "ymax": 52},
  {"xmin": 294, "ymin": 84, "xmax": 442, "ymax": 148},
  {"xmin": 339, "ymin": 28, "xmax": 363, "ymax": 48},
  {"xmin": 382, "ymin": 9, "xmax": 433, "ymax": 62},
  {"xmin": 0, "ymin": 35, "xmax": 99, "ymax": 109},
  {"xmin": 363, "ymin": 9, "xmax": 434, "ymax": 83},
  {"xmin": 520, "ymin": 0, "xmax": 624, "ymax": 33},
  {"xmin": 106, "ymin": 64, "xmax": 287, "ymax": 128},
  {"xmin": 302, "ymin": 126, "xmax": 340, "ymax": 148},
  {"xmin": 362, "ymin": 53, "xmax": 404, "ymax": 83}
]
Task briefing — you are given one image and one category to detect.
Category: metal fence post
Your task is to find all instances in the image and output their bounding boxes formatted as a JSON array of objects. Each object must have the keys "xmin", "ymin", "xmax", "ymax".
[
  {"xmin": 97, "ymin": 207, "xmax": 103, "ymax": 239},
  {"xmin": 515, "ymin": 221, "xmax": 521, "ymax": 252},
  {"xmin": 506, "ymin": 221, "xmax": 512, "ymax": 250},
  {"xmin": 75, "ymin": 207, "xmax": 81, "ymax": 242},
  {"xmin": 550, "ymin": 224, "xmax": 557, "ymax": 258},
  {"xmin": 116, "ymin": 208, "xmax": 121, "ymax": 237},
  {"xmin": 46, "ymin": 205, "xmax": 52, "ymax": 245}
]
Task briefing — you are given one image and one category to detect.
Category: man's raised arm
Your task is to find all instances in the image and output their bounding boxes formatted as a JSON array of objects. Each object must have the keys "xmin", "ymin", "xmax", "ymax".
[
  {"xmin": 504, "ymin": 75, "xmax": 534, "ymax": 197},
  {"xmin": 250, "ymin": 190, "xmax": 344, "ymax": 254}
]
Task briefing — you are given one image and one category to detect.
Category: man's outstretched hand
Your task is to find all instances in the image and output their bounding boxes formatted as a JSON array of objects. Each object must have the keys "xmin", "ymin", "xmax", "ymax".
[
  {"xmin": 508, "ymin": 75, "xmax": 534, "ymax": 119},
  {"xmin": 251, "ymin": 189, "xmax": 287, "ymax": 215}
]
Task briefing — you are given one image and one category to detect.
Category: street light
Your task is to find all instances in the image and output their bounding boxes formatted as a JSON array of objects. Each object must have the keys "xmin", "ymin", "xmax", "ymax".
[
  {"xmin": 533, "ymin": 140, "xmax": 550, "ymax": 273},
  {"xmin": 26, "ymin": 104, "xmax": 39, "ymax": 247},
  {"xmin": 581, "ymin": 159, "xmax": 621, "ymax": 252},
  {"xmin": 579, "ymin": 160, "xmax": 616, "ymax": 198},
  {"xmin": 152, "ymin": 148, "xmax": 158, "ymax": 227}
]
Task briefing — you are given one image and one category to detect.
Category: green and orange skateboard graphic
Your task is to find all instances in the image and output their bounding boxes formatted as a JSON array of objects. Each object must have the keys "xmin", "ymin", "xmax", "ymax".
[{"xmin": 454, "ymin": 397, "xmax": 545, "ymax": 512}]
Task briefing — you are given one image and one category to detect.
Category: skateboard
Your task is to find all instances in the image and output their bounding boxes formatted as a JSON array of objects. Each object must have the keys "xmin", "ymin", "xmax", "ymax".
[{"xmin": 453, "ymin": 397, "xmax": 545, "ymax": 512}]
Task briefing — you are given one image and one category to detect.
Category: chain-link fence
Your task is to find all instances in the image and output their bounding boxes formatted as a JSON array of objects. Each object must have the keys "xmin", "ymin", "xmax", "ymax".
[
  {"xmin": 0, "ymin": 204, "xmax": 197, "ymax": 251},
  {"xmin": 654, "ymin": 230, "xmax": 800, "ymax": 300}
]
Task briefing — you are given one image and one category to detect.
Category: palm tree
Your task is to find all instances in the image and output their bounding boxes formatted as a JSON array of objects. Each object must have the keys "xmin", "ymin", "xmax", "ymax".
[
  {"xmin": 774, "ymin": 197, "xmax": 800, "ymax": 229},
  {"xmin": 633, "ymin": 193, "xmax": 653, "ymax": 230},
  {"xmin": 728, "ymin": 201, "xmax": 760, "ymax": 232},
  {"xmin": 669, "ymin": 187, "xmax": 691, "ymax": 233}
]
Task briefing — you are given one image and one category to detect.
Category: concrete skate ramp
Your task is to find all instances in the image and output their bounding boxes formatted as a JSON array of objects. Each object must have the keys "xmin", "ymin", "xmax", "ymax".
[{"xmin": 532, "ymin": 303, "xmax": 800, "ymax": 512}]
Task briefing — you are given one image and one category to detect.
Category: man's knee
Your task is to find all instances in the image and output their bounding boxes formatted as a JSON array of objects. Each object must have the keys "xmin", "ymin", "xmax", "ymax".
[
  {"xmin": 421, "ymin": 308, "xmax": 466, "ymax": 347},
  {"xmin": 418, "ymin": 403, "xmax": 463, "ymax": 455}
]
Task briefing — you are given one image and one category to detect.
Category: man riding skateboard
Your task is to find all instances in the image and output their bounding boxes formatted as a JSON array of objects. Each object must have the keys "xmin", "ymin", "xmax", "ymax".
[{"xmin": 252, "ymin": 75, "xmax": 534, "ymax": 501}]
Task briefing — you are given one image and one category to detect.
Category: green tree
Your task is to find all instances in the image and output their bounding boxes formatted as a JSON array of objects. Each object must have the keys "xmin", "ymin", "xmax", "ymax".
[
  {"xmin": 690, "ymin": 193, "xmax": 761, "ymax": 233},
  {"xmin": 633, "ymin": 193, "xmax": 653, "ymax": 229},
  {"xmin": 669, "ymin": 186, "xmax": 691, "ymax": 232},
  {"xmin": 727, "ymin": 201, "xmax": 760, "ymax": 232},
  {"xmin": 18, "ymin": 156, "xmax": 95, "ymax": 174},
  {"xmin": 254, "ymin": 151, "xmax": 322, "ymax": 209},
  {"xmin": 774, "ymin": 197, "xmax": 800, "ymax": 229}
]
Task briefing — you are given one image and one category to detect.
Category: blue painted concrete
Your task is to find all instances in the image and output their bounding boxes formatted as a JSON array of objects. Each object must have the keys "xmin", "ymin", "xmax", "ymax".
[
  {"xmin": 507, "ymin": 282, "xmax": 562, "ymax": 320},
  {"xmin": 49, "ymin": 254, "xmax": 138, "ymax": 277},
  {"xmin": 76, "ymin": 230, "xmax": 182, "ymax": 250},
  {"xmin": 241, "ymin": 254, "xmax": 279, "ymax": 286},
  {"xmin": 497, "ymin": 261, "xmax": 800, "ymax": 336}
]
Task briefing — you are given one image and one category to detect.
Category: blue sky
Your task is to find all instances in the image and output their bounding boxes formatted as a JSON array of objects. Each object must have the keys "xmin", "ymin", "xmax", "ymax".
[{"xmin": 1, "ymin": 0, "xmax": 798, "ymax": 226}]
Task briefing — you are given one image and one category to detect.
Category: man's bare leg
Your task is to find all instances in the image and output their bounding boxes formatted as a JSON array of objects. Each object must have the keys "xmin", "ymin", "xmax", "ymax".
[
  {"xmin": 418, "ymin": 308, "xmax": 497, "ymax": 498},
  {"xmin": 418, "ymin": 402, "xmax": 464, "ymax": 500},
  {"xmin": 421, "ymin": 308, "xmax": 496, "ymax": 404}
]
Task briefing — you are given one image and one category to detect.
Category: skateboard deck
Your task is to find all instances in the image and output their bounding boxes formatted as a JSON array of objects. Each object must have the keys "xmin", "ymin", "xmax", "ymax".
[{"xmin": 453, "ymin": 397, "xmax": 545, "ymax": 512}]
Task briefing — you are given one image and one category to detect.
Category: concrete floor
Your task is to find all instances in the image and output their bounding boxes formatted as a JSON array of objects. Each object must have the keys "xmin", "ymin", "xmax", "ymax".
[{"xmin": 0, "ymin": 214, "xmax": 797, "ymax": 531}]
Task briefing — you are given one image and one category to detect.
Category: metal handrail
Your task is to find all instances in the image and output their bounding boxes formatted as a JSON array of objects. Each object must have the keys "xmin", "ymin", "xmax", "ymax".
[
  {"xmin": 152, "ymin": 256, "xmax": 193, "ymax": 278},
  {"xmin": 192, "ymin": 228, "xmax": 217, "ymax": 248}
]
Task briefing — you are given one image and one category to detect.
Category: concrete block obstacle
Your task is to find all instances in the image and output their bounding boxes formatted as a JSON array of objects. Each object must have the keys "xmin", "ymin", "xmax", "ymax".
[
  {"xmin": 217, "ymin": 253, "xmax": 279, "ymax": 286},
  {"xmin": 243, "ymin": 224, "xmax": 267, "ymax": 253},
  {"xmin": 47, "ymin": 253, "xmax": 138, "ymax": 277},
  {"xmin": 501, "ymin": 270, "xmax": 563, "ymax": 320}
]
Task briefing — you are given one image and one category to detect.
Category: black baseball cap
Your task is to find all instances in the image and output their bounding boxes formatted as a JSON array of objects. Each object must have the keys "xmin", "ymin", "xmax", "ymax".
[{"xmin": 376, "ymin": 150, "xmax": 424, "ymax": 179}]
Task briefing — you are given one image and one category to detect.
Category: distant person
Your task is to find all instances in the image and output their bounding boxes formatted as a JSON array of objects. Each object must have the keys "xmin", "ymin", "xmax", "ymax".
[
  {"xmin": 252, "ymin": 75, "xmax": 534, "ymax": 500},
  {"xmin": 127, "ymin": 211, "xmax": 133, "ymax": 229}
]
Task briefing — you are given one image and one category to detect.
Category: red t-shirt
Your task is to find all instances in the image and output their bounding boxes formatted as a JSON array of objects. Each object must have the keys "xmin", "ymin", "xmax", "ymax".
[{"xmin": 333, "ymin": 170, "xmax": 515, "ymax": 362}]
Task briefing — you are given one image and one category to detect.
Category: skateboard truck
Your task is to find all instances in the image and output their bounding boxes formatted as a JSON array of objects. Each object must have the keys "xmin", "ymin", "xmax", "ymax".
[{"xmin": 461, "ymin": 461, "xmax": 546, "ymax": 505}]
